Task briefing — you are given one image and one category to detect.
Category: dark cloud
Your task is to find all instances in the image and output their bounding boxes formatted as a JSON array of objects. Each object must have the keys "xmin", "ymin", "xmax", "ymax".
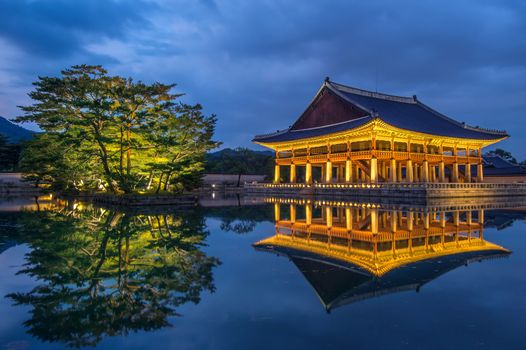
[
  {"xmin": 0, "ymin": 0, "xmax": 155, "ymax": 57},
  {"xmin": 0, "ymin": 0, "xmax": 525, "ymax": 157}
]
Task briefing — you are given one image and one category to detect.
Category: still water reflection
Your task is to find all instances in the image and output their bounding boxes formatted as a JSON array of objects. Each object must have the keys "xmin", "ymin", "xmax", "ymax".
[{"xmin": 0, "ymin": 195, "xmax": 526, "ymax": 349}]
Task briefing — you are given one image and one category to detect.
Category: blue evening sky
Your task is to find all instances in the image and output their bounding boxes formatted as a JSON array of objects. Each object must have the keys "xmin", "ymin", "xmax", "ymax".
[{"xmin": 0, "ymin": 0, "xmax": 525, "ymax": 157}]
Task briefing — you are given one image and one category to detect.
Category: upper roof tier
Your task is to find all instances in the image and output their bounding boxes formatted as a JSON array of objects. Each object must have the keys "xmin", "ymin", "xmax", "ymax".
[{"xmin": 253, "ymin": 79, "xmax": 508, "ymax": 144}]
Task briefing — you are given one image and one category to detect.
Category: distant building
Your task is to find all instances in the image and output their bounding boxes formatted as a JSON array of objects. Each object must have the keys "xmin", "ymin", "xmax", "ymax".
[
  {"xmin": 253, "ymin": 79, "xmax": 508, "ymax": 184},
  {"xmin": 483, "ymin": 153, "xmax": 526, "ymax": 183}
]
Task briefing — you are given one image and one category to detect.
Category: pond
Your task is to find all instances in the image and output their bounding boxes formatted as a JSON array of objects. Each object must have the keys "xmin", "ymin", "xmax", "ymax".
[{"xmin": 1, "ymin": 195, "xmax": 526, "ymax": 349}]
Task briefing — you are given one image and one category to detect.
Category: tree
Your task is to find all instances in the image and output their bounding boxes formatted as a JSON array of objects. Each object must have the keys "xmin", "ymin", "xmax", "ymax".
[
  {"xmin": 7, "ymin": 204, "xmax": 220, "ymax": 347},
  {"xmin": 205, "ymin": 148, "xmax": 274, "ymax": 186},
  {"xmin": 16, "ymin": 65, "xmax": 219, "ymax": 194},
  {"xmin": 491, "ymin": 148, "xmax": 517, "ymax": 164}
]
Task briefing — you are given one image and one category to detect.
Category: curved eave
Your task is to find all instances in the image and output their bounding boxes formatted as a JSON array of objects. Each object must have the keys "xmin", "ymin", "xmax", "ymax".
[
  {"xmin": 253, "ymin": 117, "xmax": 508, "ymax": 150},
  {"xmin": 254, "ymin": 236, "xmax": 510, "ymax": 277}
]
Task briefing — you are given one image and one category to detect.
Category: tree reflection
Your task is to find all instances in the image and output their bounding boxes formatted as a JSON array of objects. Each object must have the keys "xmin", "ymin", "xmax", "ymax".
[{"xmin": 6, "ymin": 204, "xmax": 220, "ymax": 348}]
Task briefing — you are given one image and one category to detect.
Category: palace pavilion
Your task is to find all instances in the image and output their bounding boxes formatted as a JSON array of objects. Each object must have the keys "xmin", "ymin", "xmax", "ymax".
[
  {"xmin": 254, "ymin": 201, "xmax": 509, "ymax": 311},
  {"xmin": 253, "ymin": 78, "xmax": 508, "ymax": 184}
]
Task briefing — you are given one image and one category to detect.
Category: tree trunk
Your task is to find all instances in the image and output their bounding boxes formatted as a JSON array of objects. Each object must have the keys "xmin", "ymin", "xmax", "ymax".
[
  {"xmin": 156, "ymin": 173, "xmax": 164, "ymax": 194},
  {"xmin": 237, "ymin": 173, "xmax": 242, "ymax": 187},
  {"xmin": 146, "ymin": 172, "xmax": 154, "ymax": 190},
  {"xmin": 163, "ymin": 172, "xmax": 172, "ymax": 191}
]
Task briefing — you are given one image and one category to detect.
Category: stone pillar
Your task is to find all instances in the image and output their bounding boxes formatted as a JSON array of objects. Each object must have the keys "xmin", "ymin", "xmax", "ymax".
[
  {"xmin": 439, "ymin": 161, "xmax": 445, "ymax": 182},
  {"xmin": 345, "ymin": 159, "xmax": 352, "ymax": 182},
  {"xmin": 325, "ymin": 161, "xmax": 332, "ymax": 183},
  {"xmin": 422, "ymin": 160, "xmax": 429, "ymax": 182},
  {"xmin": 414, "ymin": 164, "xmax": 419, "ymax": 182},
  {"xmin": 345, "ymin": 207, "xmax": 352, "ymax": 230},
  {"xmin": 477, "ymin": 163, "xmax": 484, "ymax": 182},
  {"xmin": 397, "ymin": 163, "xmax": 402, "ymax": 182},
  {"xmin": 424, "ymin": 213, "xmax": 430, "ymax": 229},
  {"xmin": 305, "ymin": 162, "xmax": 312, "ymax": 184},
  {"xmin": 390, "ymin": 158, "xmax": 397, "ymax": 182},
  {"xmin": 406, "ymin": 160, "xmax": 413, "ymax": 182},
  {"xmin": 306, "ymin": 204, "xmax": 312, "ymax": 225},
  {"xmin": 407, "ymin": 212, "xmax": 414, "ymax": 231},
  {"xmin": 274, "ymin": 164, "xmax": 280, "ymax": 184},
  {"xmin": 452, "ymin": 163, "xmax": 459, "ymax": 182},
  {"xmin": 370, "ymin": 157, "xmax": 378, "ymax": 183},
  {"xmin": 290, "ymin": 164, "xmax": 296, "ymax": 183}
]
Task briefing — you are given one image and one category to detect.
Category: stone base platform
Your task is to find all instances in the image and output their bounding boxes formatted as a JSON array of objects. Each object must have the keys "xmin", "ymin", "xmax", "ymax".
[{"xmin": 245, "ymin": 182, "xmax": 526, "ymax": 199}]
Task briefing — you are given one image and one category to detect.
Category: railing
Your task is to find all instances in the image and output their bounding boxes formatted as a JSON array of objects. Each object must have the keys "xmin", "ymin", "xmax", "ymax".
[
  {"xmin": 276, "ymin": 150, "xmax": 482, "ymax": 164},
  {"xmin": 245, "ymin": 182, "xmax": 526, "ymax": 190}
]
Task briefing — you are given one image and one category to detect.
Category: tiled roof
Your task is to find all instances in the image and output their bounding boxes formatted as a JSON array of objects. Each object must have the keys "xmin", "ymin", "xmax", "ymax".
[{"xmin": 253, "ymin": 80, "xmax": 508, "ymax": 143}]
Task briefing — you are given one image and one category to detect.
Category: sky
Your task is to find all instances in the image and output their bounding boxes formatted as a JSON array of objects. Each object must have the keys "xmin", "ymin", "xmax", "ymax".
[{"xmin": 0, "ymin": 0, "xmax": 525, "ymax": 157}]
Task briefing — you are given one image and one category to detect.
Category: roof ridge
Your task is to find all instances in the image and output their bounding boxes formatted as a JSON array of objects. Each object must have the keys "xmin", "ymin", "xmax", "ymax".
[{"xmin": 328, "ymin": 80, "xmax": 416, "ymax": 104}]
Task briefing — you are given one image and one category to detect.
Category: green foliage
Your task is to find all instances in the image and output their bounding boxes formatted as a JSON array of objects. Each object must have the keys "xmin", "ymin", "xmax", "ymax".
[
  {"xmin": 6, "ymin": 203, "xmax": 220, "ymax": 348},
  {"xmin": 17, "ymin": 65, "xmax": 220, "ymax": 193},
  {"xmin": 205, "ymin": 147, "xmax": 273, "ymax": 185}
]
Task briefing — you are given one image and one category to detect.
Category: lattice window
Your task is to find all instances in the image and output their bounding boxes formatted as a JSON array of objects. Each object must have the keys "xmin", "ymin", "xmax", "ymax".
[
  {"xmin": 330, "ymin": 143, "xmax": 347, "ymax": 153},
  {"xmin": 350, "ymin": 141, "xmax": 372, "ymax": 151},
  {"xmin": 310, "ymin": 146, "xmax": 328, "ymax": 155},
  {"xmin": 376, "ymin": 140, "xmax": 391, "ymax": 151}
]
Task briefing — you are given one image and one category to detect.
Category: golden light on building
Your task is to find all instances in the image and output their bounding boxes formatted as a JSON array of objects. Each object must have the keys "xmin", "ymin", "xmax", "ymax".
[
  {"xmin": 254, "ymin": 202, "xmax": 510, "ymax": 311},
  {"xmin": 253, "ymin": 79, "xmax": 507, "ymax": 185}
]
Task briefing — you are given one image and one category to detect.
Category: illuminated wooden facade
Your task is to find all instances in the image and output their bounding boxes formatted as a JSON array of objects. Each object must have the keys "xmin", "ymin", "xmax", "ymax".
[
  {"xmin": 255, "ymin": 202, "xmax": 510, "ymax": 310},
  {"xmin": 253, "ymin": 79, "xmax": 508, "ymax": 184}
]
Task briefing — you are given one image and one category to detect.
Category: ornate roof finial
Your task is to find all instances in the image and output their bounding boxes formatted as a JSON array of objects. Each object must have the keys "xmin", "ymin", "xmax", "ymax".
[{"xmin": 325, "ymin": 76, "xmax": 330, "ymax": 83}]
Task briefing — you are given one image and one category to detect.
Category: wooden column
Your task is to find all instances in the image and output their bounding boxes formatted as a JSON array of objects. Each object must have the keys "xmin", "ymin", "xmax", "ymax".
[
  {"xmin": 390, "ymin": 210, "xmax": 397, "ymax": 232},
  {"xmin": 477, "ymin": 163, "xmax": 484, "ymax": 182},
  {"xmin": 422, "ymin": 160, "xmax": 429, "ymax": 182},
  {"xmin": 406, "ymin": 160, "xmax": 413, "ymax": 183},
  {"xmin": 290, "ymin": 204, "xmax": 296, "ymax": 222},
  {"xmin": 452, "ymin": 163, "xmax": 459, "ymax": 182},
  {"xmin": 345, "ymin": 207, "xmax": 352, "ymax": 230},
  {"xmin": 305, "ymin": 162, "xmax": 312, "ymax": 184},
  {"xmin": 325, "ymin": 207, "xmax": 333, "ymax": 228},
  {"xmin": 407, "ymin": 212, "xmax": 414, "ymax": 231},
  {"xmin": 439, "ymin": 161, "xmax": 445, "ymax": 182},
  {"xmin": 325, "ymin": 161, "xmax": 332, "ymax": 183},
  {"xmin": 345, "ymin": 159, "xmax": 352, "ymax": 182},
  {"xmin": 274, "ymin": 163, "xmax": 280, "ymax": 184},
  {"xmin": 390, "ymin": 158, "xmax": 397, "ymax": 182},
  {"xmin": 370, "ymin": 208, "xmax": 378, "ymax": 234},
  {"xmin": 290, "ymin": 164, "xmax": 296, "ymax": 183},
  {"xmin": 274, "ymin": 203, "xmax": 280, "ymax": 221},
  {"xmin": 397, "ymin": 163, "xmax": 402, "ymax": 183},
  {"xmin": 306, "ymin": 204, "xmax": 312, "ymax": 225},
  {"xmin": 370, "ymin": 158, "xmax": 378, "ymax": 183},
  {"xmin": 465, "ymin": 163, "xmax": 471, "ymax": 183}
]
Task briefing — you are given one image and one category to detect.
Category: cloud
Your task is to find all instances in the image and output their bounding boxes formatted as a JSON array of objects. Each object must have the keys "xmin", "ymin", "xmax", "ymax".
[{"xmin": 0, "ymin": 0, "xmax": 525, "ymax": 156}]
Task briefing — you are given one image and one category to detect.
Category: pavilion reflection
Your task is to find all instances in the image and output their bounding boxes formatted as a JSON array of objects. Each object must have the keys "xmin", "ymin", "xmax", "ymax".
[{"xmin": 254, "ymin": 201, "xmax": 510, "ymax": 311}]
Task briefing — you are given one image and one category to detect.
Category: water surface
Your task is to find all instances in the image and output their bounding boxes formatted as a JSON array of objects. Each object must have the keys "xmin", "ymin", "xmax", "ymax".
[{"xmin": 0, "ymin": 196, "xmax": 525, "ymax": 349}]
